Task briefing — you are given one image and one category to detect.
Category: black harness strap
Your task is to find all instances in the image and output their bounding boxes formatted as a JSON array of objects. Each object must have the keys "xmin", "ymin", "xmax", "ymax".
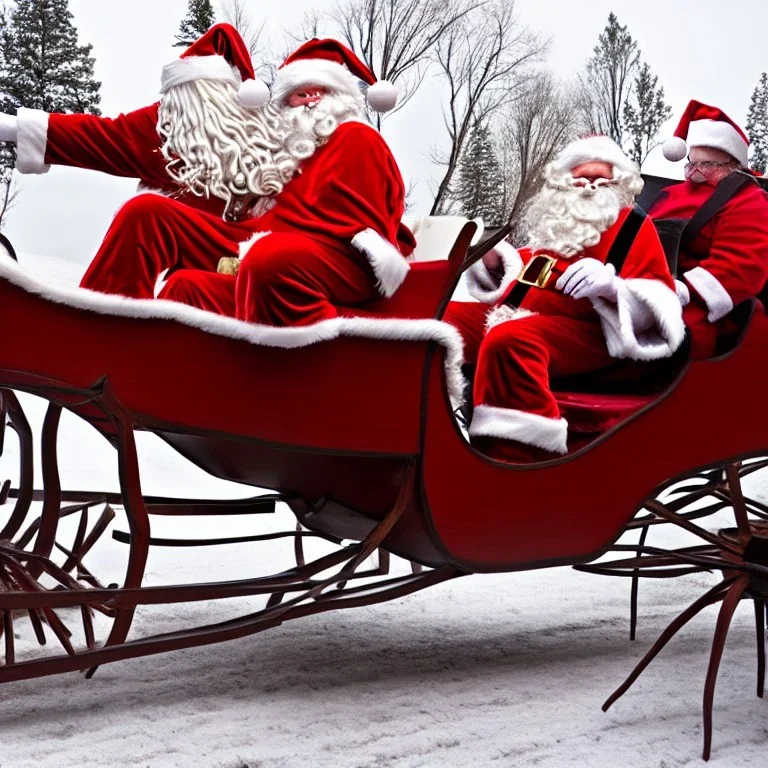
[
  {"xmin": 681, "ymin": 171, "xmax": 756, "ymax": 248},
  {"xmin": 605, "ymin": 204, "xmax": 647, "ymax": 274}
]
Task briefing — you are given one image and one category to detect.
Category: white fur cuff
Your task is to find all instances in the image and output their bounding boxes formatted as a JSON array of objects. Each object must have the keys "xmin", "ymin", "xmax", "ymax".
[
  {"xmin": 683, "ymin": 266, "xmax": 734, "ymax": 322},
  {"xmin": 352, "ymin": 228, "xmax": 410, "ymax": 298},
  {"xmin": 16, "ymin": 107, "xmax": 50, "ymax": 175},
  {"xmin": 469, "ymin": 405, "xmax": 569, "ymax": 454},
  {"xmin": 465, "ymin": 240, "xmax": 524, "ymax": 305},
  {"xmin": 238, "ymin": 231, "xmax": 272, "ymax": 260}
]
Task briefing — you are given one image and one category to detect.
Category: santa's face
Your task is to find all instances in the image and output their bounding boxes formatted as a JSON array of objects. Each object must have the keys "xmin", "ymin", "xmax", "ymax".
[
  {"xmin": 684, "ymin": 146, "xmax": 739, "ymax": 185},
  {"xmin": 286, "ymin": 85, "xmax": 328, "ymax": 108},
  {"xmin": 521, "ymin": 162, "xmax": 641, "ymax": 258}
]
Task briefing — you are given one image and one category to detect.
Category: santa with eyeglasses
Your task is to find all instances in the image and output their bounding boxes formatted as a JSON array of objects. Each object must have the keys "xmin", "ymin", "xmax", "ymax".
[
  {"xmin": 445, "ymin": 135, "xmax": 684, "ymax": 464},
  {"xmin": 649, "ymin": 100, "xmax": 768, "ymax": 358},
  {"xmin": 0, "ymin": 24, "xmax": 414, "ymax": 325}
]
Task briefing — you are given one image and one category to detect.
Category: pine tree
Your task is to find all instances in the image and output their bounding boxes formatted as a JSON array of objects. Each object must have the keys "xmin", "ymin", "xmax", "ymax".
[
  {"xmin": 452, "ymin": 121, "xmax": 505, "ymax": 225},
  {"xmin": 0, "ymin": 0, "xmax": 101, "ymax": 228},
  {"xmin": 0, "ymin": 0, "xmax": 101, "ymax": 115},
  {"xmin": 746, "ymin": 73, "xmax": 768, "ymax": 175},
  {"xmin": 623, "ymin": 61, "xmax": 672, "ymax": 167},
  {"xmin": 175, "ymin": 0, "xmax": 216, "ymax": 47}
]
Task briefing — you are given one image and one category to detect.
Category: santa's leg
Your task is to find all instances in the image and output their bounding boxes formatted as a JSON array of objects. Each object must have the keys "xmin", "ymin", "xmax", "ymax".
[
  {"xmin": 443, "ymin": 301, "xmax": 491, "ymax": 364},
  {"xmin": 236, "ymin": 232, "xmax": 379, "ymax": 326},
  {"xmin": 469, "ymin": 314, "xmax": 614, "ymax": 463},
  {"xmin": 157, "ymin": 269, "xmax": 236, "ymax": 316},
  {"xmin": 80, "ymin": 194, "xmax": 254, "ymax": 299}
]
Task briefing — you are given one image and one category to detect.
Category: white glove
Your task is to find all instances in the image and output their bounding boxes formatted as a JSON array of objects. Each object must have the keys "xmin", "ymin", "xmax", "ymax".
[
  {"xmin": 0, "ymin": 113, "xmax": 18, "ymax": 143},
  {"xmin": 674, "ymin": 279, "xmax": 690, "ymax": 307},
  {"xmin": 555, "ymin": 258, "xmax": 619, "ymax": 301}
]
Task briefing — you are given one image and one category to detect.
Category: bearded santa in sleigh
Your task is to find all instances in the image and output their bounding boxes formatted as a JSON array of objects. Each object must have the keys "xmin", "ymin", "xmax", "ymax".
[{"xmin": 0, "ymin": 23, "xmax": 413, "ymax": 326}]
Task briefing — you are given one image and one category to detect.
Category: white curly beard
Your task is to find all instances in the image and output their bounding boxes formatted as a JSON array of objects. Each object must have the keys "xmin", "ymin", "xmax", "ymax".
[
  {"xmin": 521, "ymin": 167, "xmax": 644, "ymax": 258},
  {"xmin": 157, "ymin": 80, "xmax": 364, "ymax": 217}
]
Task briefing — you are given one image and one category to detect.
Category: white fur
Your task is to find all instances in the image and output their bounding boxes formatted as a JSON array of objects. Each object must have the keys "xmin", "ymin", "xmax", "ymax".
[
  {"xmin": 550, "ymin": 136, "xmax": 639, "ymax": 177},
  {"xmin": 687, "ymin": 119, "xmax": 749, "ymax": 168},
  {"xmin": 0, "ymin": 245, "xmax": 465, "ymax": 408},
  {"xmin": 238, "ymin": 231, "xmax": 272, "ymax": 260},
  {"xmin": 161, "ymin": 55, "xmax": 241, "ymax": 93},
  {"xmin": 469, "ymin": 404, "xmax": 569, "ymax": 455},
  {"xmin": 272, "ymin": 59, "xmax": 362, "ymax": 105},
  {"xmin": 351, "ymin": 228, "xmax": 410, "ymax": 298},
  {"xmin": 662, "ymin": 136, "xmax": 688, "ymax": 163},
  {"xmin": 682, "ymin": 266, "xmax": 734, "ymax": 322},
  {"xmin": 465, "ymin": 240, "xmax": 524, "ymax": 305},
  {"xmin": 16, "ymin": 107, "xmax": 50, "ymax": 175},
  {"xmin": 366, "ymin": 80, "xmax": 397, "ymax": 112},
  {"xmin": 591, "ymin": 278, "xmax": 686, "ymax": 361},
  {"xmin": 484, "ymin": 305, "xmax": 536, "ymax": 331}
]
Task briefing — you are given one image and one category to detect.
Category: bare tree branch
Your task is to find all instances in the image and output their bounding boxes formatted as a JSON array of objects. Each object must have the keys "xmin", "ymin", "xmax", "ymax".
[
  {"xmin": 429, "ymin": 0, "xmax": 546, "ymax": 214},
  {"xmin": 221, "ymin": 0, "xmax": 268, "ymax": 57}
]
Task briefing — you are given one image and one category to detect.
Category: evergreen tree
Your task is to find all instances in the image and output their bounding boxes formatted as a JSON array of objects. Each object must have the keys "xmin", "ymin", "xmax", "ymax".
[
  {"xmin": 0, "ymin": 0, "xmax": 101, "ymax": 115},
  {"xmin": 623, "ymin": 61, "xmax": 672, "ymax": 167},
  {"xmin": 452, "ymin": 121, "xmax": 505, "ymax": 225},
  {"xmin": 746, "ymin": 72, "xmax": 768, "ymax": 175},
  {"xmin": 175, "ymin": 0, "xmax": 216, "ymax": 47}
]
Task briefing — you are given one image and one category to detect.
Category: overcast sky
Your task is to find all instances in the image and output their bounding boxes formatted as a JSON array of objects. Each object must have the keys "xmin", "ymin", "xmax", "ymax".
[{"xmin": 5, "ymin": 0, "xmax": 768, "ymax": 263}]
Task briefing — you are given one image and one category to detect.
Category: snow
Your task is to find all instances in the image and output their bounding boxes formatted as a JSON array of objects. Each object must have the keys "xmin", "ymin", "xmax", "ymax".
[{"xmin": 1, "ymin": 254, "xmax": 768, "ymax": 767}]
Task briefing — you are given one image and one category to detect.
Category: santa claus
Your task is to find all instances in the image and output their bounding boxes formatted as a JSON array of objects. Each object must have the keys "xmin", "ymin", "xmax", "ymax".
[
  {"xmin": 154, "ymin": 37, "xmax": 412, "ymax": 326},
  {"xmin": 445, "ymin": 136, "xmax": 685, "ymax": 463},
  {"xmin": 0, "ymin": 25, "xmax": 411, "ymax": 317},
  {"xmin": 650, "ymin": 100, "xmax": 768, "ymax": 358}
]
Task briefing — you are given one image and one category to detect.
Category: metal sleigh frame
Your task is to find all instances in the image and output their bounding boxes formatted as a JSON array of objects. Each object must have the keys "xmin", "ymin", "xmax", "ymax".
[{"xmin": 1, "ymin": 219, "xmax": 768, "ymax": 762}]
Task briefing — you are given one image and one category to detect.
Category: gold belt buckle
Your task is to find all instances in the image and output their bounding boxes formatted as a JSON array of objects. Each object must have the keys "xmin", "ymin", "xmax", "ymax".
[{"xmin": 516, "ymin": 254, "xmax": 556, "ymax": 288}]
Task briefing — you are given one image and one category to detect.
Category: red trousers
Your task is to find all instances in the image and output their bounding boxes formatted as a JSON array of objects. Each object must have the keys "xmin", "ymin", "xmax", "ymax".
[
  {"xmin": 158, "ymin": 232, "xmax": 379, "ymax": 326},
  {"xmin": 444, "ymin": 301, "xmax": 614, "ymax": 462},
  {"xmin": 80, "ymin": 194, "xmax": 254, "ymax": 298}
]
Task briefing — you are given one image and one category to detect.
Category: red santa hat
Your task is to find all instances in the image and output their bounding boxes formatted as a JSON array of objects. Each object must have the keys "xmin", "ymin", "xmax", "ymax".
[
  {"xmin": 662, "ymin": 100, "xmax": 749, "ymax": 167},
  {"xmin": 271, "ymin": 38, "xmax": 398, "ymax": 113},
  {"xmin": 160, "ymin": 23, "xmax": 270, "ymax": 109},
  {"xmin": 550, "ymin": 135, "xmax": 639, "ymax": 177}
]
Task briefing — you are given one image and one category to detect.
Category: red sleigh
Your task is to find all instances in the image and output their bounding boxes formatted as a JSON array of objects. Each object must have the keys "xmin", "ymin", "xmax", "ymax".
[{"xmin": 0, "ymin": 194, "xmax": 767, "ymax": 761}]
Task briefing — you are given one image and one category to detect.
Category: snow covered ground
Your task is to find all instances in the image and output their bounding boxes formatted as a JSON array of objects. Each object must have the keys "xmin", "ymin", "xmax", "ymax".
[{"xmin": 1, "ymin": 254, "xmax": 767, "ymax": 767}]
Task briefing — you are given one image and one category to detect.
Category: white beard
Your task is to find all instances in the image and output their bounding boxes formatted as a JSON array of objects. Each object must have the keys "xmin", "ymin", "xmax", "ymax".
[
  {"xmin": 157, "ymin": 80, "xmax": 364, "ymax": 219},
  {"xmin": 522, "ymin": 168, "xmax": 643, "ymax": 257}
]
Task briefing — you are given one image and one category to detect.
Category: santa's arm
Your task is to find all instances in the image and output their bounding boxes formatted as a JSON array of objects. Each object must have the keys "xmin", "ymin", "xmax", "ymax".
[
  {"xmin": 8, "ymin": 104, "xmax": 168, "ymax": 182},
  {"xmin": 589, "ymin": 216, "xmax": 686, "ymax": 361},
  {"xmin": 313, "ymin": 123, "xmax": 412, "ymax": 297},
  {"xmin": 679, "ymin": 186, "xmax": 768, "ymax": 322}
]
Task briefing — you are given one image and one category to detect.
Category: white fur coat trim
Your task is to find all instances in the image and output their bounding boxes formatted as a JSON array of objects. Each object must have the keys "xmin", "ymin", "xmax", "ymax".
[
  {"xmin": 238, "ymin": 231, "xmax": 272, "ymax": 260},
  {"xmin": 469, "ymin": 404, "xmax": 569, "ymax": 455},
  {"xmin": 352, "ymin": 228, "xmax": 410, "ymax": 298},
  {"xmin": 161, "ymin": 56, "xmax": 241, "ymax": 94},
  {"xmin": 271, "ymin": 59, "xmax": 362, "ymax": 104},
  {"xmin": 466, "ymin": 240, "xmax": 524, "ymax": 305},
  {"xmin": 591, "ymin": 278, "xmax": 685, "ymax": 362},
  {"xmin": 0, "ymin": 246, "xmax": 464, "ymax": 407},
  {"xmin": 16, "ymin": 108, "xmax": 50, "ymax": 175},
  {"xmin": 682, "ymin": 266, "xmax": 734, "ymax": 322},
  {"xmin": 484, "ymin": 304, "xmax": 537, "ymax": 332}
]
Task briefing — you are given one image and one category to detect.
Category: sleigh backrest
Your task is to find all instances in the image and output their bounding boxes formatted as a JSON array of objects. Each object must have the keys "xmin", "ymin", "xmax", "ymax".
[{"xmin": 405, "ymin": 216, "xmax": 484, "ymax": 263}]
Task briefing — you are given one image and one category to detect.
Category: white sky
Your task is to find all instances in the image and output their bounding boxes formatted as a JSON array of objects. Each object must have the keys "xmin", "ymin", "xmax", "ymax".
[{"xmin": 5, "ymin": 0, "xmax": 768, "ymax": 262}]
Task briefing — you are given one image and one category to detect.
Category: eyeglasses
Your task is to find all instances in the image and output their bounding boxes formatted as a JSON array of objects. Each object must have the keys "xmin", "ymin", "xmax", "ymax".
[{"xmin": 685, "ymin": 156, "xmax": 737, "ymax": 170}]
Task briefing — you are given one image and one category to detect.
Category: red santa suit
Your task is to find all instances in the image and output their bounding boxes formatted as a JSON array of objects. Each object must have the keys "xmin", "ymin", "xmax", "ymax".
[
  {"xmin": 653, "ymin": 101, "xmax": 768, "ymax": 358},
  {"xmin": 446, "ymin": 140, "xmax": 684, "ymax": 463}
]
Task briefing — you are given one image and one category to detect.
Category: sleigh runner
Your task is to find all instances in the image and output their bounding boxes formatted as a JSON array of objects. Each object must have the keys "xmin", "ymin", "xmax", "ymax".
[{"xmin": 1, "ymin": 206, "xmax": 768, "ymax": 761}]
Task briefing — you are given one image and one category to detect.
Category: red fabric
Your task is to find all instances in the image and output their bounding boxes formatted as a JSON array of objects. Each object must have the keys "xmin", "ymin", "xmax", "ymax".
[
  {"xmin": 180, "ymin": 23, "xmax": 255, "ymax": 81},
  {"xmin": 80, "ymin": 195, "xmax": 253, "ymax": 298},
  {"xmin": 159, "ymin": 233, "xmax": 379, "ymax": 326},
  {"xmin": 281, "ymin": 39, "xmax": 377, "ymax": 85},
  {"xmin": 650, "ymin": 179, "xmax": 768, "ymax": 356}
]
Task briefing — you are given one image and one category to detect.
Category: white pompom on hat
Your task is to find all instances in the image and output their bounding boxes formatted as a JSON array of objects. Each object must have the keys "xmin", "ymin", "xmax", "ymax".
[
  {"xmin": 272, "ymin": 38, "xmax": 398, "ymax": 113},
  {"xmin": 662, "ymin": 99, "xmax": 749, "ymax": 166},
  {"xmin": 160, "ymin": 23, "xmax": 270, "ymax": 109}
]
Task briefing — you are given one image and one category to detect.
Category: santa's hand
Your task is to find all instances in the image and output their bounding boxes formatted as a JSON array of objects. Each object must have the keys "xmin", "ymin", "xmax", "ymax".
[
  {"xmin": 0, "ymin": 114, "xmax": 18, "ymax": 143},
  {"xmin": 674, "ymin": 279, "xmax": 690, "ymax": 307},
  {"xmin": 556, "ymin": 258, "xmax": 618, "ymax": 301}
]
